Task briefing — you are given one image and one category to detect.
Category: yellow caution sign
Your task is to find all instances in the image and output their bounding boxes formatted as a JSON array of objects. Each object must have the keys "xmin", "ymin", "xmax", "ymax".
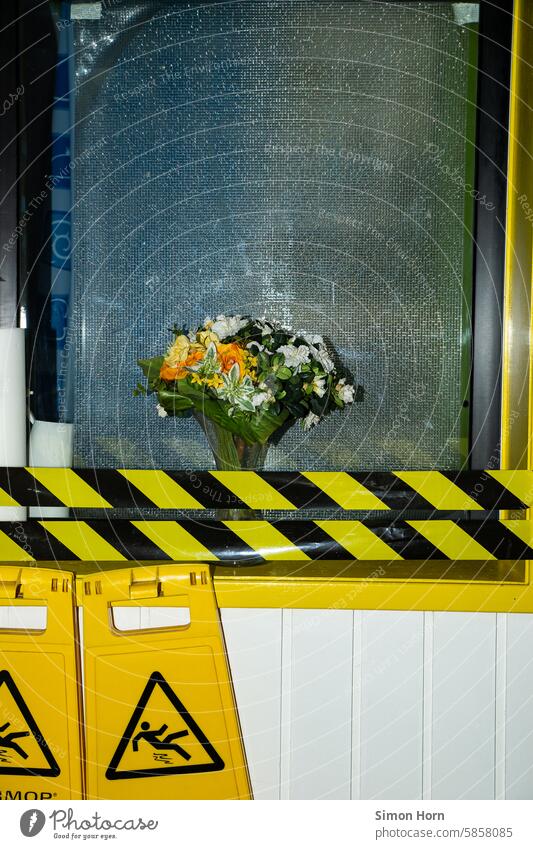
[
  {"xmin": 79, "ymin": 565, "xmax": 251, "ymax": 800},
  {"xmin": 0, "ymin": 671, "xmax": 60, "ymax": 777},
  {"xmin": 106, "ymin": 671, "xmax": 224, "ymax": 780},
  {"xmin": 0, "ymin": 567, "xmax": 83, "ymax": 800}
]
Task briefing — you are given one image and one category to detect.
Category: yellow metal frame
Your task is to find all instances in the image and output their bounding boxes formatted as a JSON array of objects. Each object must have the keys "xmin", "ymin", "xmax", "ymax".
[{"xmin": 213, "ymin": 2, "xmax": 533, "ymax": 614}]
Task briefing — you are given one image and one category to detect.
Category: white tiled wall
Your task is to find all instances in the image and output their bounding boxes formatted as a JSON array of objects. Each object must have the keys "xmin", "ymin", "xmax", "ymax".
[{"xmin": 221, "ymin": 609, "xmax": 533, "ymax": 800}]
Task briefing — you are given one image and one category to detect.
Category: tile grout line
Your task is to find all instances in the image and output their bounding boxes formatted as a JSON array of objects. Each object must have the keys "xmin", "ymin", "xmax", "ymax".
[
  {"xmin": 422, "ymin": 610, "xmax": 434, "ymax": 800},
  {"xmin": 494, "ymin": 613, "xmax": 507, "ymax": 800},
  {"xmin": 350, "ymin": 610, "xmax": 363, "ymax": 800},
  {"xmin": 279, "ymin": 608, "xmax": 293, "ymax": 800}
]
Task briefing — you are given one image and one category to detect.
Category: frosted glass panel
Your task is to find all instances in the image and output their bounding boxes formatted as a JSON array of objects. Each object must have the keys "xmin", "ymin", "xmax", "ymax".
[{"xmin": 71, "ymin": 1, "xmax": 477, "ymax": 470}]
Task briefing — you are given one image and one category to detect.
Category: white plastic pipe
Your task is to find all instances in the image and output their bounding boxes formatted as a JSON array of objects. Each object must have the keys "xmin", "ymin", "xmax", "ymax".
[{"xmin": 0, "ymin": 328, "xmax": 27, "ymax": 520}]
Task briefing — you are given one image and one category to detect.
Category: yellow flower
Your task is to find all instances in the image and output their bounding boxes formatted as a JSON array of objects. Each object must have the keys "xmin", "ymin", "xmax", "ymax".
[
  {"xmin": 160, "ymin": 349, "xmax": 205, "ymax": 381},
  {"xmin": 165, "ymin": 334, "xmax": 192, "ymax": 368},
  {"xmin": 197, "ymin": 329, "xmax": 220, "ymax": 347},
  {"xmin": 190, "ymin": 373, "xmax": 205, "ymax": 385},
  {"xmin": 206, "ymin": 374, "xmax": 224, "ymax": 389}
]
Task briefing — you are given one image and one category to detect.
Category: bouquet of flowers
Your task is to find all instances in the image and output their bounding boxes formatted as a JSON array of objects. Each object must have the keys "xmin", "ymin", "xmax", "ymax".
[{"xmin": 138, "ymin": 314, "xmax": 362, "ymax": 470}]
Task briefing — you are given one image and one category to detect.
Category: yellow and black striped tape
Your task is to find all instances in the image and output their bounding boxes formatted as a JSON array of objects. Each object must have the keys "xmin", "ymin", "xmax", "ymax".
[
  {"xmin": 0, "ymin": 468, "xmax": 531, "ymax": 511},
  {"xmin": 0, "ymin": 518, "xmax": 531, "ymax": 563}
]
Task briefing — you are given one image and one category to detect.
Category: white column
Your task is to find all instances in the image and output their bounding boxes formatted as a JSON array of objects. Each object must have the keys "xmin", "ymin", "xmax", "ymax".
[{"xmin": 0, "ymin": 327, "xmax": 26, "ymax": 520}]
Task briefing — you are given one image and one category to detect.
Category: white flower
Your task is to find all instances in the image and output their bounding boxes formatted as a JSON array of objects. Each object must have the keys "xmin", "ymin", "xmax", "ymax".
[
  {"xmin": 335, "ymin": 378, "xmax": 355, "ymax": 404},
  {"xmin": 210, "ymin": 314, "xmax": 248, "ymax": 340},
  {"xmin": 258, "ymin": 321, "xmax": 274, "ymax": 336},
  {"xmin": 156, "ymin": 404, "xmax": 168, "ymax": 418},
  {"xmin": 303, "ymin": 411, "xmax": 320, "ymax": 430},
  {"xmin": 311, "ymin": 376, "xmax": 326, "ymax": 398},
  {"xmin": 277, "ymin": 344, "xmax": 311, "ymax": 371},
  {"xmin": 251, "ymin": 390, "xmax": 271, "ymax": 408},
  {"xmin": 301, "ymin": 332, "xmax": 324, "ymax": 346},
  {"xmin": 314, "ymin": 346, "xmax": 335, "ymax": 373}
]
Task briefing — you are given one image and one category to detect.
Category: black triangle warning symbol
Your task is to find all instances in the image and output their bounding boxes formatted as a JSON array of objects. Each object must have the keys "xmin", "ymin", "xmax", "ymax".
[
  {"xmin": 0, "ymin": 670, "xmax": 60, "ymax": 777},
  {"xmin": 106, "ymin": 671, "xmax": 225, "ymax": 780}
]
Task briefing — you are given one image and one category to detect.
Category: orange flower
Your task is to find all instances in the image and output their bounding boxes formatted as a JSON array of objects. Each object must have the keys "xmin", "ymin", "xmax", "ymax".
[
  {"xmin": 217, "ymin": 342, "xmax": 245, "ymax": 374},
  {"xmin": 160, "ymin": 350, "xmax": 204, "ymax": 382}
]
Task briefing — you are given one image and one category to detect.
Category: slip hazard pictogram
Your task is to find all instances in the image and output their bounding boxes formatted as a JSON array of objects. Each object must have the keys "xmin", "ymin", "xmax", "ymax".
[
  {"xmin": 0, "ymin": 670, "xmax": 60, "ymax": 777},
  {"xmin": 106, "ymin": 671, "xmax": 225, "ymax": 780}
]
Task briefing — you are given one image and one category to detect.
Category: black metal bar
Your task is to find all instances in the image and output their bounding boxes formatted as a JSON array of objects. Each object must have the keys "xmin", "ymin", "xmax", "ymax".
[
  {"xmin": 17, "ymin": 0, "xmax": 57, "ymax": 421},
  {"xmin": 470, "ymin": 0, "xmax": 514, "ymax": 467},
  {"xmin": 0, "ymin": 3, "xmax": 20, "ymax": 327}
]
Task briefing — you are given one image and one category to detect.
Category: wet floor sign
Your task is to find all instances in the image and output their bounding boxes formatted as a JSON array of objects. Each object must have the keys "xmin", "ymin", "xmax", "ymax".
[
  {"xmin": 0, "ymin": 670, "xmax": 60, "ymax": 776},
  {"xmin": 79, "ymin": 565, "xmax": 251, "ymax": 800},
  {"xmin": 0, "ymin": 567, "xmax": 83, "ymax": 800},
  {"xmin": 106, "ymin": 670, "xmax": 225, "ymax": 780}
]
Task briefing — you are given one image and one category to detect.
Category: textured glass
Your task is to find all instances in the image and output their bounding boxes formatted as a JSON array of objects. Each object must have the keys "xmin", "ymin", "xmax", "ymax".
[{"xmin": 71, "ymin": 1, "xmax": 477, "ymax": 471}]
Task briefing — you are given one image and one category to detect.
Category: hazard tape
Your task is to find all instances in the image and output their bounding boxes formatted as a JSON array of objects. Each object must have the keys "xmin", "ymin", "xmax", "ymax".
[
  {"xmin": 0, "ymin": 518, "xmax": 531, "ymax": 562},
  {"xmin": 0, "ymin": 468, "xmax": 531, "ymax": 511}
]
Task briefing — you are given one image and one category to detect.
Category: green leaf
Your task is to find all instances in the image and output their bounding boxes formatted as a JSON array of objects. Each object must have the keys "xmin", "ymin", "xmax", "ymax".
[
  {"xmin": 286, "ymin": 401, "xmax": 307, "ymax": 418},
  {"xmin": 310, "ymin": 395, "xmax": 329, "ymax": 416},
  {"xmin": 257, "ymin": 352, "xmax": 270, "ymax": 371},
  {"xmin": 157, "ymin": 389, "xmax": 194, "ymax": 416},
  {"xmin": 174, "ymin": 377, "xmax": 291, "ymax": 444},
  {"xmin": 277, "ymin": 366, "xmax": 292, "ymax": 380},
  {"xmin": 237, "ymin": 398, "xmax": 256, "ymax": 413},
  {"xmin": 138, "ymin": 357, "xmax": 165, "ymax": 392}
]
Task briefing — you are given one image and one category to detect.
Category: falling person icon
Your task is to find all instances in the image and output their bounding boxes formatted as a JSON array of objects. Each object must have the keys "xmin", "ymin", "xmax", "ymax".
[
  {"xmin": 0, "ymin": 721, "xmax": 30, "ymax": 759},
  {"xmin": 131, "ymin": 722, "xmax": 191, "ymax": 761}
]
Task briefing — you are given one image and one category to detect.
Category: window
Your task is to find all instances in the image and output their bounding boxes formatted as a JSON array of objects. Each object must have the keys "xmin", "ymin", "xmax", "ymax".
[{"xmin": 4, "ymin": 1, "xmax": 513, "ymax": 473}]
